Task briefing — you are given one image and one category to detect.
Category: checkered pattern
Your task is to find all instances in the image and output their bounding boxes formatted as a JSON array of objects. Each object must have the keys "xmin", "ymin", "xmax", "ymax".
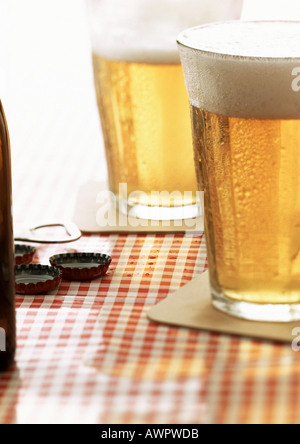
[
  {"xmin": 2, "ymin": 3, "xmax": 300, "ymax": 421},
  {"xmin": 0, "ymin": 233, "xmax": 300, "ymax": 424},
  {"xmin": 4, "ymin": 85, "xmax": 300, "ymax": 426}
]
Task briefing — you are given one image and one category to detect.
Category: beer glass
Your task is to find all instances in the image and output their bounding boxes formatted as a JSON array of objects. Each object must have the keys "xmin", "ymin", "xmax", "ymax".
[
  {"xmin": 86, "ymin": 0, "xmax": 243, "ymax": 220},
  {"xmin": 178, "ymin": 21, "xmax": 300, "ymax": 322}
]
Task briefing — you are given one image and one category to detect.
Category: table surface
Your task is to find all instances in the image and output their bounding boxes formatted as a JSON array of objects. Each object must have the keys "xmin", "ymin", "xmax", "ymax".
[
  {"xmin": 3, "ymin": 233, "xmax": 300, "ymax": 425},
  {"xmin": 2, "ymin": 0, "xmax": 300, "ymax": 425}
]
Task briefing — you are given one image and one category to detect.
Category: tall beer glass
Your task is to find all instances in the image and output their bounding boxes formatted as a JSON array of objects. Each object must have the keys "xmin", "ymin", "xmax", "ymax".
[
  {"xmin": 86, "ymin": 0, "xmax": 243, "ymax": 220},
  {"xmin": 178, "ymin": 21, "xmax": 300, "ymax": 322}
]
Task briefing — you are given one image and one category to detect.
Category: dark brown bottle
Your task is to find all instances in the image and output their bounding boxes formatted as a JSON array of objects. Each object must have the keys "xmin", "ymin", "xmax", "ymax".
[{"xmin": 0, "ymin": 101, "xmax": 15, "ymax": 371}]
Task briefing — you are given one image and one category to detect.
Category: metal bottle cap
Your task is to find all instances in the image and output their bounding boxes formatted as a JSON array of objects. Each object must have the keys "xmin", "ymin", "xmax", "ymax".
[
  {"xmin": 49, "ymin": 253, "xmax": 112, "ymax": 281},
  {"xmin": 15, "ymin": 244, "xmax": 36, "ymax": 265},
  {"xmin": 15, "ymin": 265, "xmax": 62, "ymax": 295}
]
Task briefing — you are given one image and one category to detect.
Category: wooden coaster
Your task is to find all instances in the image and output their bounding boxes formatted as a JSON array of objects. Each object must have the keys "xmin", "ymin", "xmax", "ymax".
[
  {"xmin": 74, "ymin": 181, "xmax": 204, "ymax": 234},
  {"xmin": 147, "ymin": 272, "xmax": 300, "ymax": 343}
]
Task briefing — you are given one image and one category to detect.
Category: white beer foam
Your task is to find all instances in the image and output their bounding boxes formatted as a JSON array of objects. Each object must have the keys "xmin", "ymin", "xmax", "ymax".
[
  {"xmin": 178, "ymin": 21, "xmax": 300, "ymax": 119},
  {"xmin": 87, "ymin": 0, "xmax": 242, "ymax": 64}
]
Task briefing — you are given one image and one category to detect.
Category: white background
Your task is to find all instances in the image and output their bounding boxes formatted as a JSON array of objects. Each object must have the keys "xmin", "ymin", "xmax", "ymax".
[
  {"xmin": 0, "ymin": 0, "xmax": 300, "ymax": 226},
  {"xmin": 0, "ymin": 0, "xmax": 105, "ymax": 226}
]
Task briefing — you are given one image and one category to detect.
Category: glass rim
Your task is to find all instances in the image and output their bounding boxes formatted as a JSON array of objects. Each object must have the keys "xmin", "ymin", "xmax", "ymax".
[{"xmin": 177, "ymin": 20, "xmax": 300, "ymax": 62}]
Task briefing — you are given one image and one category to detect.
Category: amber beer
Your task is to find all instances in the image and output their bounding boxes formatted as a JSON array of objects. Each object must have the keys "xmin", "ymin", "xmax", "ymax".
[
  {"xmin": 192, "ymin": 108, "xmax": 300, "ymax": 303},
  {"xmin": 0, "ymin": 101, "xmax": 16, "ymax": 370},
  {"xmin": 92, "ymin": 56, "xmax": 197, "ymax": 213},
  {"xmin": 88, "ymin": 0, "xmax": 243, "ymax": 219},
  {"xmin": 179, "ymin": 21, "xmax": 300, "ymax": 322}
]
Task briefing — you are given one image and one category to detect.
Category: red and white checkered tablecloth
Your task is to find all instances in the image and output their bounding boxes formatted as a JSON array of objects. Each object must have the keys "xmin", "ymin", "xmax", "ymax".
[
  {"xmin": 0, "ymin": 232, "xmax": 300, "ymax": 424},
  {"xmin": 4, "ymin": 85, "xmax": 300, "ymax": 426},
  {"xmin": 2, "ymin": 1, "xmax": 300, "ymax": 422}
]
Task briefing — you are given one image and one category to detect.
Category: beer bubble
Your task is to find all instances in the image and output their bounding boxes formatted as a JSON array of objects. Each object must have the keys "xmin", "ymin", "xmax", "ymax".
[
  {"xmin": 178, "ymin": 21, "xmax": 300, "ymax": 120},
  {"xmin": 89, "ymin": 0, "xmax": 242, "ymax": 64}
]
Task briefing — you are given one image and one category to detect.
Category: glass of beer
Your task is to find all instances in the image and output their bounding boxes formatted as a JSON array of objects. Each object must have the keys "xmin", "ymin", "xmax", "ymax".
[
  {"xmin": 86, "ymin": 0, "xmax": 243, "ymax": 220},
  {"xmin": 178, "ymin": 21, "xmax": 300, "ymax": 322}
]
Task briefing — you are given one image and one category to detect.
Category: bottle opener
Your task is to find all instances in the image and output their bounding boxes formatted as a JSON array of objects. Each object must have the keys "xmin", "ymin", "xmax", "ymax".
[{"xmin": 14, "ymin": 220, "xmax": 82, "ymax": 244}]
